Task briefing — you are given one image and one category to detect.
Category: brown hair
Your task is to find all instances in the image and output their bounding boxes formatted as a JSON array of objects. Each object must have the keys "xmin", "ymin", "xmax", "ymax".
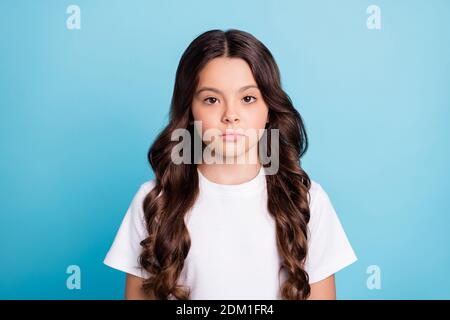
[{"xmin": 139, "ymin": 29, "xmax": 311, "ymax": 299}]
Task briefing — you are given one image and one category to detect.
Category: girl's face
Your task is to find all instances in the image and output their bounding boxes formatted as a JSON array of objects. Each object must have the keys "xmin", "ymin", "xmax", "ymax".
[{"xmin": 191, "ymin": 57, "xmax": 269, "ymax": 162}]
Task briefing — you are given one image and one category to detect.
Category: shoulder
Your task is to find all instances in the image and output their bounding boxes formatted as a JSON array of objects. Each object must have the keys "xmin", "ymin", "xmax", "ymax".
[
  {"xmin": 308, "ymin": 179, "xmax": 330, "ymax": 208},
  {"xmin": 103, "ymin": 178, "xmax": 157, "ymax": 278},
  {"xmin": 303, "ymin": 180, "xmax": 358, "ymax": 283},
  {"xmin": 131, "ymin": 178, "xmax": 157, "ymax": 203},
  {"xmin": 307, "ymin": 179, "xmax": 336, "ymax": 230},
  {"xmin": 139, "ymin": 178, "xmax": 157, "ymax": 192},
  {"xmin": 126, "ymin": 178, "xmax": 157, "ymax": 222},
  {"xmin": 138, "ymin": 179, "xmax": 157, "ymax": 195}
]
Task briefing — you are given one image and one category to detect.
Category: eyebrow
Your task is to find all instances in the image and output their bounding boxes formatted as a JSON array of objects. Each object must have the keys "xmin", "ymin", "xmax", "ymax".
[{"xmin": 195, "ymin": 84, "xmax": 259, "ymax": 96}]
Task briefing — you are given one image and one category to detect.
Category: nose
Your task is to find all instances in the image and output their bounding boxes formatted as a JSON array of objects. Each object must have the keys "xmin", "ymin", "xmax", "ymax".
[{"xmin": 222, "ymin": 113, "xmax": 240, "ymax": 125}]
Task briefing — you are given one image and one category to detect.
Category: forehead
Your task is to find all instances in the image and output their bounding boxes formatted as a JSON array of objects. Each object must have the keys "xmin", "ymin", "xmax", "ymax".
[{"xmin": 196, "ymin": 57, "xmax": 257, "ymax": 91}]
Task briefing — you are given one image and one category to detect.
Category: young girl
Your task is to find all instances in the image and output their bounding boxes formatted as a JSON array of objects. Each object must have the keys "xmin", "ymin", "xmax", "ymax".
[{"xmin": 104, "ymin": 29, "xmax": 357, "ymax": 300}]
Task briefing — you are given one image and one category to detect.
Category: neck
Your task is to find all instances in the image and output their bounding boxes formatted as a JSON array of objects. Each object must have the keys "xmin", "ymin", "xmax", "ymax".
[
  {"xmin": 197, "ymin": 162, "xmax": 262, "ymax": 185},
  {"xmin": 198, "ymin": 144, "xmax": 262, "ymax": 185}
]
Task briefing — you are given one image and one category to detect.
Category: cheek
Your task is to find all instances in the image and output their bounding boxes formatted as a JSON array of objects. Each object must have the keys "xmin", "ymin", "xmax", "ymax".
[
  {"xmin": 193, "ymin": 112, "xmax": 216, "ymax": 133},
  {"xmin": 246, "ymin": 105, "xmax": 269, "ymax": 128},
  {"xmin": 191, "ymin": 105, "xmax": 217, "ymax": 142},
  {"xmin": 192, "ymin": 100, "xmax": 216, "ymax": 120},
  {"xmin": 242, "ymin": 106, "xmax": 268, "ymax": 144}
]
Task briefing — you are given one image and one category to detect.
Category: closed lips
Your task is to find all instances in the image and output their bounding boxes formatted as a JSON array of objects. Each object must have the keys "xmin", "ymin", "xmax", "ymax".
[
  {"xmin": 221, "ymin": 133, "xmax": 245, "ymax": 136},
  {"xmin": 221, "ymin": 130, "xmax": 246, "ymax": 136}
]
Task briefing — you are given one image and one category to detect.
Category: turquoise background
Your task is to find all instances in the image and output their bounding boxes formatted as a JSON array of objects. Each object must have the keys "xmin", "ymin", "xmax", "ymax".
[{"xmin": 1, "ymin": 0, "xmax": 449, "ymax": 299}]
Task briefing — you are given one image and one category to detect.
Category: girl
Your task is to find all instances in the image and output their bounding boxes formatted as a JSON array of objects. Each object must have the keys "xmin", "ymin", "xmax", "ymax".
[{"xmin": 104, "ymin": 29, "xmax": 357, "ymax": 300}]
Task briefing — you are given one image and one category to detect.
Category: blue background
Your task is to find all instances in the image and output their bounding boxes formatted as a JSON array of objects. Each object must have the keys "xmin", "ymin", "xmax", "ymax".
[{"xmin": 1, "ymin": 0, "xmax": 449, "ymax": 299}]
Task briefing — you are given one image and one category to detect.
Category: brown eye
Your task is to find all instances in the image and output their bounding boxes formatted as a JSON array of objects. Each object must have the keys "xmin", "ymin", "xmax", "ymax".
[
  {"xmin": 242, "ymin": 96, "xmax": 256, "ymax": 104},
  {"xmin": 204, "ymin": 97, "xmax": 218, "ymax": 105}
]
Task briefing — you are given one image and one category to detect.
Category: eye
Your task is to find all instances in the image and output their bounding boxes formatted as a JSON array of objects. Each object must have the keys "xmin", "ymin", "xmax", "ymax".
[
  {"xmin": 242, "ymin": 96, "xmax": 257, "ymax": 104},
  {"xmin": 203, "ymin": 97, "xmax": 219, "ymax": 105}
]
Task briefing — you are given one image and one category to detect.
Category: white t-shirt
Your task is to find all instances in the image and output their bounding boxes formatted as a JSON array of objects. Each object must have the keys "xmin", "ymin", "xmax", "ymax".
[{"xmin": 103, "ymin": 167, "xmax": 358, "ymax": 299}]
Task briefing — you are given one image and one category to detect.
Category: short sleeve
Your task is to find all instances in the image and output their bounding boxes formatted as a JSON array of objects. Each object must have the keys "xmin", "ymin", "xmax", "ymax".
[
  {"xmin": 103, "ymin": 180, "xmax": 156, "ymax": 279},
  {"xmin": 304, "ymin": 181, "xmax": 358, "ymax": 284}
]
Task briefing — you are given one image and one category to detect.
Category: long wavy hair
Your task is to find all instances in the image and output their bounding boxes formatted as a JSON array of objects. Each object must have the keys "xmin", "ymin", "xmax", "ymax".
[{"xmin": 139, "ymin": 29, "xmax": 311, "ymax": 300}]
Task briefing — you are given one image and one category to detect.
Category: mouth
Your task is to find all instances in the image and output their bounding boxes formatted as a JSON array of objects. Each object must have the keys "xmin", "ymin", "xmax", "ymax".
[{"xmin": 220, "ymin": 130, "xmax": 246, "ymax": 142}]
